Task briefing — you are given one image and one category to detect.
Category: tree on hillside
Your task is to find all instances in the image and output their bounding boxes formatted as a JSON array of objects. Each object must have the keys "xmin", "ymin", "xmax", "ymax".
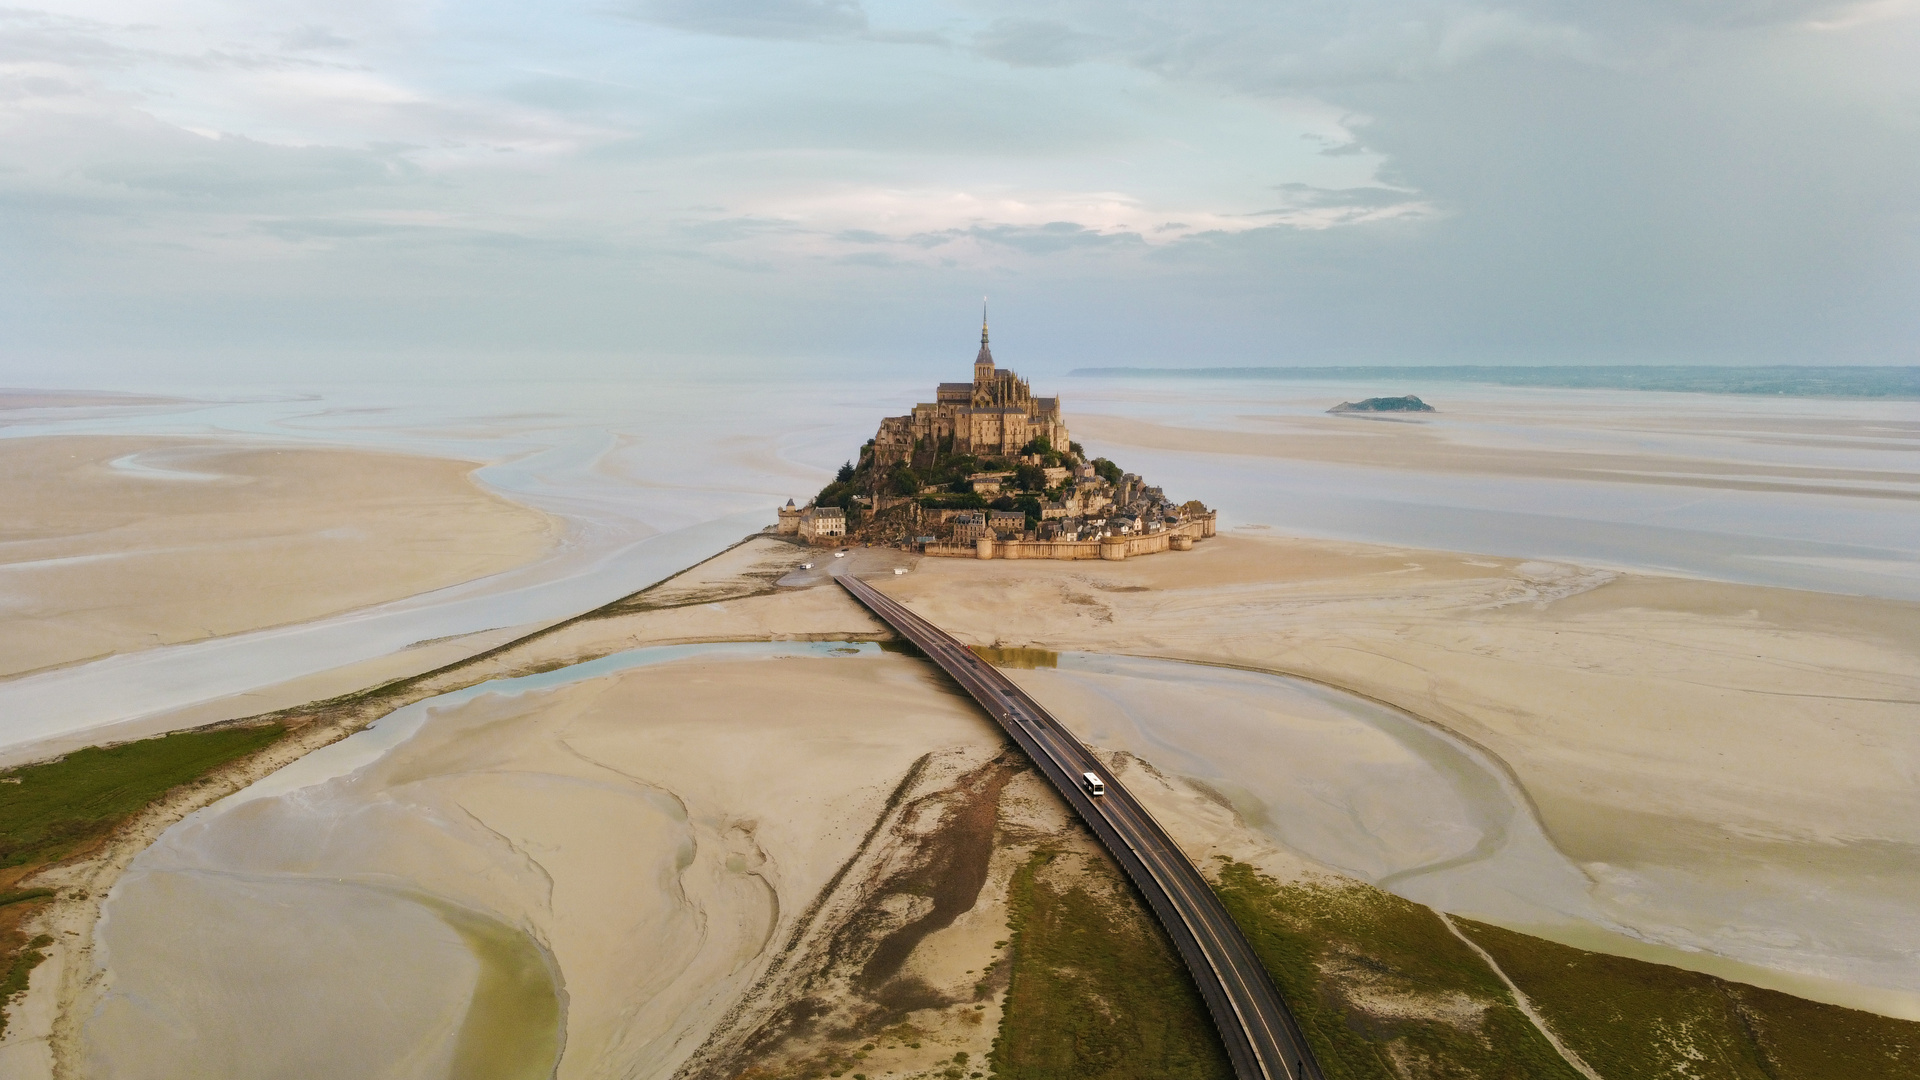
[
  {"xmin": 836, "ymin": 461, "xmax": 855, "ymax": 483},
  {"xmin": 1013, "ymin": 495, "xmax": 1042, "ymax": 529}
]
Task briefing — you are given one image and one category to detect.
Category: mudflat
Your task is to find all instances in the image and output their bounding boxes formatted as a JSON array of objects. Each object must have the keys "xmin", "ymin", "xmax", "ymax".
[
  {"xmin": 83, "ymin": 649, "xmax": 1006, "ymax": 1080},
  {"xmin": 878, "ymin": 533, "xmax": 1920, "ymax": 1011},
  {"xmin": 16, "ymin": 528, "xmax": 1920, "ymax": 1078},
  {"xmin": 0, "ymin": 436, "xmax": 560, "ymax": 679},
  {"xmin": 1074, "ymin": 407, "xmax": 1920, "ymax": 500}
]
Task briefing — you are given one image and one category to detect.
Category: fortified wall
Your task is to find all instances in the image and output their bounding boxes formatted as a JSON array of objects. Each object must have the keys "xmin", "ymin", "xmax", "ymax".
[{"xmin": 923, "ymin": 514, "xmax": 1216, "ymax": 560}]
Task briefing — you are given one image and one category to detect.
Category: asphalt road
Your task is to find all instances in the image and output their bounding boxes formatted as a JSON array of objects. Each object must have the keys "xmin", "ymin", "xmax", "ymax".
[{"xmin": 837, "ymin": 572, "xmax": 1325, "ymax": 1080}]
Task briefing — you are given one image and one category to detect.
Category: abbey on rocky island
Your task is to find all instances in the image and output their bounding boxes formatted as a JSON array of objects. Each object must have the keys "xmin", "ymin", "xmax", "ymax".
[
  {"xmin": 777, "ymin": 310, "xmax": 1213, "ymax": 560},
  {"xmin": 871, "ymin": 313, "xmax": 1070, "ymax": 467}
]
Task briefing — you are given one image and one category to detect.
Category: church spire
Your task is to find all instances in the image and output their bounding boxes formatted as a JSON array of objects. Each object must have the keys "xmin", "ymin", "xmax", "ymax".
[{"xmin": 974, "ymin": 297, "xmax": 994, "ymax": 379}]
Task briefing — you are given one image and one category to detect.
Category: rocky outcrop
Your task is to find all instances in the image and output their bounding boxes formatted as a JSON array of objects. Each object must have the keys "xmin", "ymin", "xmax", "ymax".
[{"xmin": 1329, "ymin": 395, "xmax": 1436, "ymax": 414}]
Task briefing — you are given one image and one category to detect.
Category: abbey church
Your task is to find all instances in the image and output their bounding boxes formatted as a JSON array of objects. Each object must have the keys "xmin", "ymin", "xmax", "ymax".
[{"xmin": 871, "ymin": 315, "xmax": 1070, "ymax": 467}]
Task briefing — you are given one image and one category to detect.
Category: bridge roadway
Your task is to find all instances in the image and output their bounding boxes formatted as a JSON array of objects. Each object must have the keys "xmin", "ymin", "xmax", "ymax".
[{"xmin": 837, "ymin": 573, "xmax": 1324, "ymax": 1080}]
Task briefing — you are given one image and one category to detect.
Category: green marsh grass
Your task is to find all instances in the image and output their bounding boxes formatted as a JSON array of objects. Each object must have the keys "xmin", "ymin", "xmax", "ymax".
[
  {"xmin": 1211, "ymin": 861, "xmax": 1581, "ymax": 1080},
  {"xmin": 0, "ymin": 723, "xmax": 286, "ymax": 1034},
  {"xmin": 1459, "ymin": 919, "xmax": 1920, "ymax": 1079},
  {"xmin": 990, "ymin": 850, "xmax": 1231, "ymax": 1080}
]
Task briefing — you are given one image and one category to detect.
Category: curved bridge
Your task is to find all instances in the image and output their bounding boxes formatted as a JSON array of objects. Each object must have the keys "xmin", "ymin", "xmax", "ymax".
[{"xmin": 837, "ymin": 572, "xmax": 1324, "ymax": 1080}]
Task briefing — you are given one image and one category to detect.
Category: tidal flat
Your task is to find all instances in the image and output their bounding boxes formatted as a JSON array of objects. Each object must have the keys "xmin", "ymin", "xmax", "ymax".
[
  {"xmin": 0, "ymin": 530, "xmax": 1894, "ymax": 1079},
  {"xmin": 3, "ymin": 379, "xmax": 1917, "ymax": 1078}
]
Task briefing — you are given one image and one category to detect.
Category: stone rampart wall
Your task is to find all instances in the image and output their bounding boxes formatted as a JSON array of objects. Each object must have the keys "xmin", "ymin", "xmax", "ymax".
[{"xmin": 920, "ymin": 515, "xmax": 1215, "ymax": 561}]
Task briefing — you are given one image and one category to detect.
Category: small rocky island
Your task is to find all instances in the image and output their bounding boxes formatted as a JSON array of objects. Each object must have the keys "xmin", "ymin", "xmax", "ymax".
[
  {"xmin": 776, "ymin": 315, "xmax": 1213, "ymax": 560},
  {"xmin": 1329, "ymin": 395, "xmax": 1436, "ymax": 414}
]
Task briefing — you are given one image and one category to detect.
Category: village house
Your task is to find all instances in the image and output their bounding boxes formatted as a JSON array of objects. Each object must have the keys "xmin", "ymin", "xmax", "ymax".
[
  {"xmin": 988, "ymin": 509, "xmax": 1027, "ymax": 537},
  {"xmin": 796, "ymin": 504, "xmax": 846, "ymax": 543},
  {"xmin": 950, "ymin": 512, "xmax": 987, "ymax": 544}
]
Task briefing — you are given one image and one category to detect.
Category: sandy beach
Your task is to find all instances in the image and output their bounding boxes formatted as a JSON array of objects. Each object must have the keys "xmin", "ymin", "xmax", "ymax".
[
  {"xmin": 7, "ymin": 520, "xmax": 1917, "ymax": 1077},
  {"xmin": 0, "ymin": 436, "xmax": 561, "ymax": 680}
]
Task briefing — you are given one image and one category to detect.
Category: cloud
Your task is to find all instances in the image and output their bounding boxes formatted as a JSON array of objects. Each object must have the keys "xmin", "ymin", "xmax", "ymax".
[
  {"xmin": 625, "ymin": 0, "xmax": 868, "ymax": 40},
  {"xmin": 82, "ymin": 135, "xmax": 415, "ymax": 200},
  {"xmin": 971, "ymin": 18, "xmax": 1104, "ymax": 67},
  {"xmin": 958, "ymin": 220, "xmax": 1146, "ymax": 253},
  {"xmin": 0, "ymin": 0, "xmax": 1913, "ymax": 378}
]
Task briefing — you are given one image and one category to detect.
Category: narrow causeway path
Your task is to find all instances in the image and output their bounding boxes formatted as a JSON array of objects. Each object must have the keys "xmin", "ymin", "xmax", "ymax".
[{"xmin": 837, "ymin": 571, "xmax": 1325, "ymax": 1080}]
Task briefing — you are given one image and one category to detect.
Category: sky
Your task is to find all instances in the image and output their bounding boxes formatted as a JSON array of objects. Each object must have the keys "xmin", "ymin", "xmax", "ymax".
[{"xmin": 1, "ymin": 0, "xmax": 1915, "ymax": 384}]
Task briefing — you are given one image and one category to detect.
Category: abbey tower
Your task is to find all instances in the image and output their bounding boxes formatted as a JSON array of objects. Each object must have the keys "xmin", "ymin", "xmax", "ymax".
[{"xmin": 871, "ymin": 311, "xmax": 1070, "ymax": 467}]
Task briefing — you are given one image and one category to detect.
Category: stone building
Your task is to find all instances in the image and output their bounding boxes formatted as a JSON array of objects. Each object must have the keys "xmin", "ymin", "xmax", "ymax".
[
  {"xmin": 988, "ymin": 509, "xmax": 1027, "ymax": 537},
  {"xmin": 776, "ymin": 498, "xmax": 802, "ymax": 535},
  {"xmin": 950, "ymin": 512, "xmax": 986, "ymax": 544},
  {"xmin": 871, "ymin": 313, "xmax": 1070, "ymax": 467},
  {"xmin": 797, "ymin": 504, "xmax": 845, "ymax": 543}
]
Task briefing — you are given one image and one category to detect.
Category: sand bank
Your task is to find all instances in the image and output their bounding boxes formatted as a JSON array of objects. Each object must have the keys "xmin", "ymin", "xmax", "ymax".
[
  {"xmin": 83, "ymin": 647, "xmax": 1007, "ymax": 1080},
  {"xmin": 875, "ymin": 533, "xmax": 1920, "ymax": 1011},
  {"xmin": 1074, "ymin": 406, "xmax": 1920, "ymax": 501},
  {"xmin": 22, "ymin": 527, "xmax": 1920, "ymax": 1078},
  {"xmin": 0, "ymin": 436, "xmax": 560, "ymax": 680}
]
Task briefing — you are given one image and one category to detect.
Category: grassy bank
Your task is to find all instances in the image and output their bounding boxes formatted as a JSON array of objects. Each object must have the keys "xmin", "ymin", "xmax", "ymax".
[
  {"xmin": 989, "ymin": 849, "xmax": 1231, "ymax": 1080},
  {"xmin": 0, "ymin": 724, "xmax": 287, "ymax": 1033},
  {"xmin": 1212, "ymin": 861, "xmax": 1581, "ymax": 1080},
  {"xmin": 1459, "ymin": 919, "xmax": 1919, "ymax": 1079},
  {"xmin": 1210, "ymin": 860, "xmax": 1920, "ymax": 1080}
]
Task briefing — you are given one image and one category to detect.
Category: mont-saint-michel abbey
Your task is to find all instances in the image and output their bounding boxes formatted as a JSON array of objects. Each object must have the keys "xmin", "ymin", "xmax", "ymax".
[
  {"xmin": 871, "ymin": 318, "xmax": 1071, "ymax": 466},
  {"xmin": 780, "ymin": 314, "xmax": 1214, "ymax": 559}
]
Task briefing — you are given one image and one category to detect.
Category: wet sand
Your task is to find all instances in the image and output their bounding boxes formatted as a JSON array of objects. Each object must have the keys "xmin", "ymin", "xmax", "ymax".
[
  {"xmin": 1073, "ymin": 412, "xmax": 1920, "ymax": 501},
  {"xmin": 1066, "ymin": 381, "xmax": 1920, "ymax": 600},
  {"xmin": 19, "ymin": 526, "xmax": 1920, "ymax": 1078},
  {"xmin": 0, "ymin": 436, "xmax": 560, "ymax": 680},
  {"xmin": 84, "ymin": 647, "xmax": 1003, "ymax": 1080},
  {"xmin": 878, "ymin": 534, "xmax": 1920, "ymax": 1011}
]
